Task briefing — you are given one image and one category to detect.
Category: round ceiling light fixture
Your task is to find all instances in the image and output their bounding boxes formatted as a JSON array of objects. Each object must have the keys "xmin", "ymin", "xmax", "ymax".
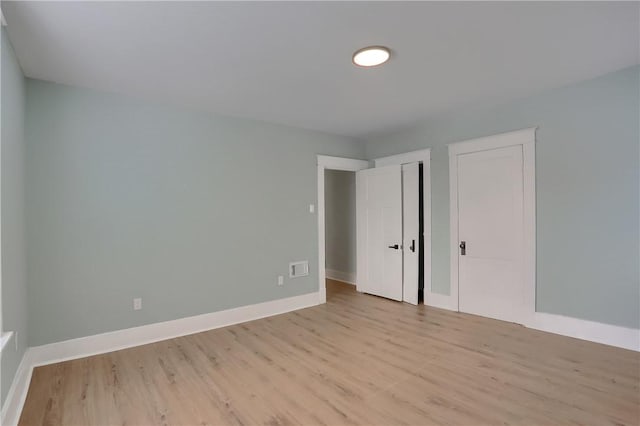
[{"xmin": 352, "ymin": 46, "xmax": 391, "ymax": 67}]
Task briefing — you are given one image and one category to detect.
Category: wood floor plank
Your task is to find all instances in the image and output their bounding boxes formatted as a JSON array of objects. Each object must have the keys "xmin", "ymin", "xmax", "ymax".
[{"xmin": 19, "ymin": 280, "xmax": 640, "ymax": 425}]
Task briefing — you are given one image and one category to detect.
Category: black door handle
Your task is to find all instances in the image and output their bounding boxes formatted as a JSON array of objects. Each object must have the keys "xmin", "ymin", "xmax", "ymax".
[
  {"xmin": 410, "ymin": 239, "xmax": 415, "ymax": 253},
  {"xmin": 388, "ymin": 244, "xmax": 399, "ymax": 250},
  {"xmin": 459, "ymin": 241, "xmax": 466, "ymax": 255}
]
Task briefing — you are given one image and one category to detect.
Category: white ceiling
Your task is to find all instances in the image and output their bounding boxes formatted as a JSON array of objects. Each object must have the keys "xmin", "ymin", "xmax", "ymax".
[{"xmin": 3, "ymin": 1, "xmax": 639, "ymax": 138}]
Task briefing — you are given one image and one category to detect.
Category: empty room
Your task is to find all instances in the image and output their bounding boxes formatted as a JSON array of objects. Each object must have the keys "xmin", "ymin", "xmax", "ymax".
[{"xmin": 1, "ymin": 1, "xmax": 639, "ymax": 425}]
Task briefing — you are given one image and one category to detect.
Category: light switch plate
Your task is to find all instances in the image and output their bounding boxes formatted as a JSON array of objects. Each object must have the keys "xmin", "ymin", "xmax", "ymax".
[{"xmin": 309, "ymin": 204, "xmax": 315, "ymax": 213}]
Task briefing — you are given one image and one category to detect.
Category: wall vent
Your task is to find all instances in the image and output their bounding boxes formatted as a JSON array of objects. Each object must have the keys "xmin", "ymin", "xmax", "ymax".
[{"xmin": 289, "ymin": 261, "xmax": 309, "ymax": 278}]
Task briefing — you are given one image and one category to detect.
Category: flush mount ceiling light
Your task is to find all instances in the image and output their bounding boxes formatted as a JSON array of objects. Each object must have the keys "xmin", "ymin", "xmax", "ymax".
[{"xmin": 352, "ymin": 46, "xmax": 391, "ymax": 67}]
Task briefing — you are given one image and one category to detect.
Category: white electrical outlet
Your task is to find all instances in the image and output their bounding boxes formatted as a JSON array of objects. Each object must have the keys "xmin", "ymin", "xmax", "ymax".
[
  {"xmin": 277, "ymin": 275, "xmax": 284, "ymax": 286},
  {"xmin": 133, "ymin": 298, "xmax": 142, "ymax": 310},
  {"xmin": 309, "ymin": 204, "xmax": 315, "ymax": 213}
]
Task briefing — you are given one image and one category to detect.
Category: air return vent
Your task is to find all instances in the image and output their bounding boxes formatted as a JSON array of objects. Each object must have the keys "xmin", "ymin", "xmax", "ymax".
[{"xmin": 289, "ymin": 261, "xmax": 309, "ymax": 278}]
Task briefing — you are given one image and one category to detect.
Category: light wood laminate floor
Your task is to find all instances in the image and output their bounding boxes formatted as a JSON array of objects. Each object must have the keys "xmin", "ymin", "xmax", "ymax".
[{"xmin": 20, "ymin": 280, "xmax": 640, "ymax": 425}]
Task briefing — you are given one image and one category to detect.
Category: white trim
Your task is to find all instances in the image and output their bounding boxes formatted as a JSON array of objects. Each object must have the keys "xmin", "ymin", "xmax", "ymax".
[
  {"xmin": 317, "ymin": 155, "xmax": 369, "ymax": 302},
  {"xmin": 448, "ymin": 127, "xmax": 536, "ymax": 321},
  {"xmin": 1, "ymin": 350, "xmax": 33, "ymax": 426},
  {"xmin": 373, "ymin": 148, "xmax": 432, "ymax": 303},
  {"xmin": 447, "ymin": 127, "xmax": 537, "ymax": 156},
  {"xmin": 325, "ymin": 269, "xmax": 356, "ymax": 285},
  {"xmin": 419, "ymin": 301, "xmax": 639, "ymax": 351},
  {"xmin": 374, "ymin": 148, "xmax": 432, "ymax": 167},
  {"xmin": 317, "ymin": 155, "xmax": 369, "ymax": 172},
  {"xmin": 318, "ymin": 166, "xmax": 326, "ymax": 302},
  {"xmin": 424, "ymin": 291, "xmax": 455, "ymax": 311},
  {"xmin": 448, "ymin": 148, "xmax": 460, "ymax": 311},
  {"xmin": 527, "ymin": 313, "xmax": 640, "ymax": 352},
  {"xmin": 27, "ymin": 291, "xmax": 320, "ymax": 368},
  {"xmin": 522, "ymin": 137, "xmax": 537, "ymax": 322},
  {"xmin": 355, "ymin": 172, "xmax": 366, "ymax": 294}
]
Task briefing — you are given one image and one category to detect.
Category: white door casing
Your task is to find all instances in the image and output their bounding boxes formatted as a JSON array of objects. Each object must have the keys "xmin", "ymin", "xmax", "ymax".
[
  {"xmin": 356, "ymin": 165, "xmax": 403, "ymax": 301},
  {"xmin": 449, "ymin": 128, "xmax": 536, "ymax": 323},
  {"xmin": 402, "ymin": 162, "xmax": 420, "ymax": 305}
]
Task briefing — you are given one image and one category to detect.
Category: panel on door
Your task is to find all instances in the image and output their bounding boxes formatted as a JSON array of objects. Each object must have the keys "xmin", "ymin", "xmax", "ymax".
[
  {"xmin": 402, "ymin": 162, "xmax": 419, "ymax": 305},
  {"xmin": 457, "ymin": 145, "xmax": 524, "ymax": 323},
  {"xmin": 356, "ymin": 165, "xmax": 403, "ymax": 301}
]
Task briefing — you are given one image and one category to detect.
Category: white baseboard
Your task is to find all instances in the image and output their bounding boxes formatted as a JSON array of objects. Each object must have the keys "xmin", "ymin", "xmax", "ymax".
[
  {"xmin": 3, "ymin": 290, "xmax": 636, "ymax": 425},
  {"xmin": 424, "ymin": 290, "xmax": 455, "ymax": 311},
  {"xmin": 1, "ymin": 349, "xmax": 34, "ymax": 426},
  {"xmin": 423, "ymin": 291, "xmax": 638, "ymax": 351},
  {"xmin": 29, "ymin": 291, "xmax": 321, "ymax": 367},
  {"xmin": 1, "ymin": 292, "xmax": 320, "ymax": 425},
  {"xmin": 527, "ymin": 312, "xmax": 639, "ymax": 352},
  {"xmin": 325, "ymin": 269, "xmax": 356, "ymax": 285}
]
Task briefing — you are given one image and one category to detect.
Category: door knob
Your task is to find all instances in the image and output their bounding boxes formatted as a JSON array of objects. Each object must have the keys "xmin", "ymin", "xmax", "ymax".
[
  {"xmin": 388, "ymin": 244, "xmax": 399, "ymax": 250},
  {"xmin": 459, "ymin": 241, "xmax": 466, "ymax": 255}
]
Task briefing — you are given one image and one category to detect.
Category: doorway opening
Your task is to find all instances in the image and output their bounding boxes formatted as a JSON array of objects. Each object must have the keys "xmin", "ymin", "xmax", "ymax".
[
  {"xmin": 317, "ymin": 150, "xmax": 431, "ymax": 306},
  {"xmin": 317, "ymin": 156, "xmax": 369, "ymax": 304},
  {"xmin": 324, "ymin": 169, "xmax": 357, "ymax": 292}
]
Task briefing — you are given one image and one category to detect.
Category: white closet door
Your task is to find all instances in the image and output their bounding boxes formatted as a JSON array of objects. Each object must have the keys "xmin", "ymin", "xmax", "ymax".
[
  {"xmin": 356, "ymin": 165, "xmax": 403, "ymax": 301},
  {"xmin": 457, "ymin": 145, "xmax": 524, "ymax": 323},
  {"xmin": 402, "ymin": 162, "xmax": 419, "ymax": 305}
]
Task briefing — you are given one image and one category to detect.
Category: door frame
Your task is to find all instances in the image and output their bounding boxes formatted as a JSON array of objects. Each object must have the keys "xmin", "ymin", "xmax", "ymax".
[
  {"xmin": 317, "ymin": 155, "xmax": 370, "ymax": 303},
  {"xmin": 448, "ymin": 127, "xmax": 536, "ymax": 323},
  {"xmin": 374, "ymin": 148, "xmax": 432, "ymax": 304}
]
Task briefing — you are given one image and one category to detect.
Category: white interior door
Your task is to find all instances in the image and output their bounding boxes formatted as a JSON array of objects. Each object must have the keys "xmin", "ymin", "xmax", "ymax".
[
  {"xmin": 457, "ymin": 145, "xmax": 524, "ymax": 323},
  {"xmin": 356, "ymin": 165, "xmax": 403, "ymax": 301},
  {"xmin": 402, "ymin": 162, "xmax": 419, "ymax": 305}
]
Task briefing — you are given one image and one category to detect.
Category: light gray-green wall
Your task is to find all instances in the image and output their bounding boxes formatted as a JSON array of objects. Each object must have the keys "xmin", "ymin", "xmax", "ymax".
[
  {"xmin": 1, "ymin": 28, "xmax": 28, "ymax": 406},
  {"xmin": 366, "ymin": 65, "xmax": 640, "ymax": 329},
  {"xmin": 12, "ymin": 56, "xmax": 640, "ymax": 354},
  {"xmin": 25, "ymin": 79, "xmax": 364, "ymax": 346},
  {"xmin": 324, "ymin": 170, "xmax": 356, "ymax": 277}
]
